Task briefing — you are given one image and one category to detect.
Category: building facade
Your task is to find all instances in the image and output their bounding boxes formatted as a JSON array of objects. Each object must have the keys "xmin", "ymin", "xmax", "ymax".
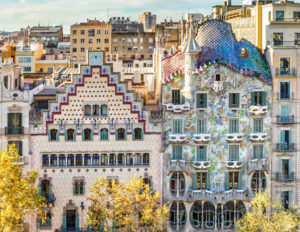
[
  {"xmin": 161, "ymin": 20, "xmax": 272, "ymax": 231},
  {"xmin": 35, "ymin": 53, "xmax": 70, "ymax": 74},
  {"xmin": 70, "ymin": 20, "xmax": 111, "ymax": 68},
  {"xmin": 29, "ymin": 51, "xmax": 162, "ymax": 231},
  {"xmin": 138, "ymin": 12, "xmax": 157, "ymax": 32}
]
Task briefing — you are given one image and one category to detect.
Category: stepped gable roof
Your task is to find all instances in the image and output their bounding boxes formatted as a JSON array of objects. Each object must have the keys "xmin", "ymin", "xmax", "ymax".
[{"xmin": 195, "ymin": 20, "xmax": 271, "ymax": 83}]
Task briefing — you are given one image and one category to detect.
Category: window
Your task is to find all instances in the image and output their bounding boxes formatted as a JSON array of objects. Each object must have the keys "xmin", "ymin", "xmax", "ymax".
[
  {"xmin": 253, "ymin": 118, "xmax": 263, "ymax": 133},
  {"xmin": 72, "ymin": 30, "xmax": 77, "ymax": 35},
  {"xmin": 229, "ymin": 119, "xmax": 239, "ymax": 134},
  {"xmin": 170, "ymin": 172, "xmax": 185, "ymax": 196},
  {"xmin": 173, "ymin": 119, "xmax": 182, "ymax": 134},
  {"xmin": 81, "ymin": 30, "xmax": 85, "ymax": 35},
  {"xmin": 59, "ymin": 154, "xmax": 66, "ymax": 166},
  {"xmin": 196, "ymin": 93, "xmax": 207, "ymax": 108},
  {"xmin": 92, "ymin": 154, "xmax": 99, "ymax": 166},
  {"xmin": 92, "ymin": 105, "xmax": 99, "ymax": 116},
  {"xmin": 73, "ymin": 56, "xmax": 77, "ymax": 61},
  {"xmin": 42, "ymin": 155, "xmax": 49, "ymax": 167},
  {"xmin": 24, "ymin": 67, "xmax": 31, "ymax": 72},
  {"xmin": 280, "ymin": 82, "xmax": 290, "ymax": 99},
  {"xmin": 72, "ymin": 48, "xmax": 77, "ymax": 52},
  {"xmin": 197, "ymin": 118, "xmax": 206, "ymax": 134},
  {"xmin": 280, "ymin": 159, "xmax": 291, "ymax": 179},
  {"xmin": 280, "ymin": 130, "xmax": 291, "ymax": 151},
  {"xmin": 251, "ymin": 171, "xmax": 266, "ymax": 193},
  {"xmin": 65, "ymin": 129, "xmax": 75, "ymax": 141},
  {"xmin": 47, "ymin": 68, "xmax": 53, "ymax": 73},
  {"xmin": 84, "ymin": 154, "xmax": 91, "ymax": 166},
  {"xmin": 101, "ymin": 154, "xmax": 108, "ymax": 166},
  {"xmin": 8, "ymin": 141, "xmax": 22, "ymax": 156},
  {"xmin": 117, "ymin": 153, "xmax": 124, "ymax": 166},
  {"xmin": 193, "ymin": 172, "xmax": 210, "ymax": 190},
  {"xmin": 75, "ymin": 154, "xmax": 82, "ymax": 166},
  {"xmin": 280, "ymin": 58, "xmax": 290, "ymax": 75},
  {"xmin": 196, "ymin": 146, "xmax": 207, "ymax": 161},
  {"xmin": 7, "ymin": 113, "xmax": 22, "ymax": 133},
  {"xmin": 101, "ymin": 105, "xmax": 108, "ymax": 116},
  {"xmin": 104, "ymin": 30, "xmax": 109, "ymax": 34},
  {"xmin": 203, "ymin": 202, "xmax": 215, "ymax": 229},
  {"xmin": 81, "ymin": 48, "xmax": 85, "ymax": 52},
  {"xmin": 215, "ymin": 74, "xmax": 221, "ymax": 81},
  {"xmin": 172, "ymin": 90, "xmax": 181, "ymax": 104},
  {"xmin": 80, "ymin": 39, "xmax": 85, "ymax": 44},
  {"xmin": 114, "ymin": 46, "xmax": 118, "ymax": 51},
  {"xmin": 273, "ymin": 33, "xmax": 283, "ymax": 45},
  {"xmin": 19, "ymin": 57, "xmax": 31, "ymax": 63},
  {"xmin": 251, "ymin": 91, "xmax": 266, "ymax": 106},
  {"xmin": 81, "ymin": 56, "xmax": 85, "ymax": 61},
  {"xmin": 295, "ymin": 33, "xmax": 300, "ymax": 45},
  {"xmin": 126, "ymin": 154, "xmax": 133, "ymax": 165},
  {"xmin": 4, "ymin": 76, "xmax": 8, "ymax": 89},
  {"xmin": 128, "ymin": 46, "xmax": 132, "ymax": 51},
  {"xmin": 88, "ymin": 29, "xmax": 95, "ymax": 36},
  {"xmin": 190, "ymin": 201, "xmax": 202, "ymax": 229},
  {"xmin": 229, "ymin": 93, "xmax": 240, "ymax": 108},
  {"xmin": 97, "ymin": 39, "xmax": 101, "ymax": 44},
  {"xmin": 84, "ymin": 105, "xmax": 91, "ymax": 116},
  {"xmin": 172, "ymin": 145, "xmax": 182, "ymax": 160},
  {"xmin": 236, "ymin": 201, "xmax": 246, "ymax": 221},
  {"xmin": 97, "ymin": 30, "xmax": 101, "ymax": 34},
  {"xmin": 73, "ymin": 39, "xmax": 77, "ymax": 44},
  {"xmin": 143, "ymin": 153, "xmax": 149, "ymax": 165},
  {"xmin": 281, "ymin": 191, "xmax": 291, "ymax": 209},
  {"xmin": 276, "ymin": 11, "xmax": 284, "ymax": 21},
  {"xmin": 253, "ymin": 145, "xmax": 263, "ymax": 159},
  {"xmin": 116, "ymin": 128, "xmax": 126, "ymax": 140},
  {"xmin": 225, "ymin": 171, "xmax": 242, "ymax": 190},
  {"xmin": 170, "ymin": 201, "xmax": 186, "ymax": 230},
  {"xmin": 48, "ymin": 129, "xmax": 58, "ymax": 141},
  {"xmin": 50, "ymin": 154, "xmax": 57, "ymax": 166},
  {"xmin": 104, "ymin": 39, "xmax": 109, "ymax": 43},
  {"xmin": 223, "ymin": 201, "xmax": 234, "ymax": 229},
  {"xmin": 109, "ymin": 154, "xmax": 116, "ymax": 166},
  {"xmin": 133, "ymin": 128, "xmax": 143, "ymax": 140},
  {"xmin": 67, "ymin": 154, "xmax": 74, "ymax": 166},
  {"xmin": 100, "ymin": 128, "xmax": 108, "ymax": 141},
  {"xmin": 73, "ymin": 179, "xmax": 84, "ymax": 195},
  {"xmin": 83, "ymin": 128, "xmax": 92, "ymax": 141},
  {"xmin": 229, "ymin": 145, "xmax": 239, "ymax": 161},
  {"xmin": 88, "ymin": 39, "xmax": 93, "ymax": 44},
  {"xmin": 40, "ymin": 211, "xmax": 51, "ymax": 228}
]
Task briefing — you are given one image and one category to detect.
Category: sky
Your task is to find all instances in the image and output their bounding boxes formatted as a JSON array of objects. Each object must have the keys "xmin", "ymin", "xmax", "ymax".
[{"xmin": 0, "ymin": 0, "xmax": 247, "ymax": 33}]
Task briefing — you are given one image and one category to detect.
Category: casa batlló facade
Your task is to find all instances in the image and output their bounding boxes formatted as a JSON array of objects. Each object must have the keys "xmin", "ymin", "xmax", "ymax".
[
  {"xmin": 161, "ymin": 20, "xmax": 272, "ymax": 231},
  {"xmin": 30, "ymin": 51, "xmax": 162, "ymax": 232}
]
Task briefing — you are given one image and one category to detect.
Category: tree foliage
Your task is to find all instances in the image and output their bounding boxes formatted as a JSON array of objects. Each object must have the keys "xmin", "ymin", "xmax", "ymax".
[
  {"xmin": 87, "ymin": 176, "xmax": 169, "ymax": 232},
  {"xmin": 237, "ymin": 191, "xmax": 300, "ymax": 232},
  {"xmin": 0, "ymin": 145, "xmax": 46, "ymax": 232}
]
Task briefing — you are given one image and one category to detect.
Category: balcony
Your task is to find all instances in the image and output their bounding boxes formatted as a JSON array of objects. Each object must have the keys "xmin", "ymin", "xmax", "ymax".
[
  {"xmin": 165, "ymin": 102, "xmax": 190, "ymax": 113},
  {"xmin": 41, "ymin": 192, "xmax": 56, "ymax": 204},
  {"xmin": 192, "ymin": 134, "xmax": 211, "ymax": 143},
  {"xmin": 226, "ymin": 133, "xmax": 243, "ymax": 143},
  {"xmin": 277, "ymin": 92, "xmax": 294, "ymax": 101},
  {"xmin": 192, "ymin": 161, "xmax": 211, "ymax": 170},
  {"xmin": 271, "ymin": 18, "xmax": 300, "ymax": 24},
  {"xmin": 249, "ymin": 133, "xmax": 268, "ymax": 142},
  {"xmin": 275, "ymin": 68, "xmax": 296, "ymax": 77},
  {"xmin": 248, "ymin": 159, "xmax": 268, "ymax": 173},
  {"xmin": 274, "ymin": 143, "xmax": 296, "ymax": 152},
  {"xmin": 273, "ymin": 172, "xmax": 295, "ymax": 182},
  {"xmin": 166, "ymin": 159, "xmax": 189, "ymax": 174},
  {"xmin": 249, "ymin": 105, "xmax": 267, "ymax": 115},
  {"xmin": 213, "ymin": 81, "xmax": 223, "ymax": 92},
  {"xmin": 5, "ymin": 126, "xmax": 24, "ymax": 135},
  {"xmin": 225, "ymin": 161, "xmax": 243, "ymax": 169},
  {"xmin": 167, "ymin": 134, "xmax": 187, "ymax": 143},
  {"xmin": 268, "ymin": 40, "xmax": 300, "ymax": 47},
  {"xmin": 276, "ymin": 115, "xmax": 295, "ymax": 124}
]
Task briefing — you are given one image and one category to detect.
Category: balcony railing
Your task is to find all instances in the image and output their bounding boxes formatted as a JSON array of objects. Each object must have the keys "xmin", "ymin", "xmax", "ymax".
[
  {"xmin": 5, "ymin": 126, "xmax": 24, "ymax": 135},
  {"xmin": 274, "ymin": 172, "xmax": 295, "ymax": 181},
  {"xmin": 274, "ymin": 143, "xmax": 296, "ymax": 152},
  {"xmin": 275, "ymin": 68, "xmax": 296, "ymax": 77},
  {"xmin": 276, "ymin": 92, "xmax": 294, "ymax": 100},
  {"xmin": 268, "ymin": 41, "xmax": 300, "ymax": 47},
  {"xmin": 271, "ymin": 18, "xmax": 300, "ymax": 23},
  {"xmin": 276, "ymin": 115, "xmax": 295, "ymax": 124}
]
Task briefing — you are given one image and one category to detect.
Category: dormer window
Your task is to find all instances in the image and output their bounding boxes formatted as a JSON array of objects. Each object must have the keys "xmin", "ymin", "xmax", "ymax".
[{"xmin": 216, "ymin": 74, "xmax": 221, "ymax": 81}]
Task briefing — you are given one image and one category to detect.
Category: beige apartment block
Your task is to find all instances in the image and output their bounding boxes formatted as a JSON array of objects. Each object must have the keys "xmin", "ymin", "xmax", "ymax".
[{"xmin": 70, "ymin": 20, "xmax": 111, "ymax": 68}]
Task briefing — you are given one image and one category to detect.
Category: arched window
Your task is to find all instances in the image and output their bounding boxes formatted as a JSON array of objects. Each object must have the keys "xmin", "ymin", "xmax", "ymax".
[
  {"xmin": 223, "ymin": 201, "xmax": 234, "ymax": 229},
  {"xmin": 169, "ymin": 201, "xmax": 186, "ymax": 230},
  {"xmin": 170, "ymin": 172, "xmax": 185, "ymax": 196},
  {"xmin": 101, "ymin": 105, "xmax": 108, "ymax": 116},
  {"xmin": 100, "ymin": 128, "xmax": 108, "ymax": 140},
  {"xmin": 59, "ymin": 154, "xmax": 66, "ymax": 166},
  {"xmin": 67, "ymin": 154, "xmax": 74, "ymax": 166},
  {"xmin": 116, "ymin": 128, "xmax": 126, "ymax": 140},
  {"xmin": 203, "ymin": 202, "xmax": 215, "ymax": 229},
  {"xmin": 133, "ymin": 128, "xmax": 143, "ymax": 140},
  {"xmin": 143, "ymin": 153, "xmax": 149, "ymax": 165},
  {"xmin": 76, "ymin": 154, "xmax": 82, "ymax": 166},
  {"xmin": 92, "ymin": 154, "xmax": 99, "ymax": 166},
  {"xmin": 84, "ymin": 154, "xmax": 91, "ymax": 166},
  {"xmin": 42, "ymin": 154, "xmax": 49, "ymax": 167},
  {"xmin": 117, "ymin": 153, "xmax": 124, "ymax": 165},
  {"xmin": 83, "ymin": 128, "xmax": 92, "ymax": 141},
  {"xmin": 101, "ymin": 154, "xmax": 108, "ymax": 166},
  {"xmin": 66, "ymin": 129, "xmax": 75, "ymax": 141},
  {"xmin": 251, "ymin": 171, "xmax": 266, "ymax": 193},
  {"xmin": 49, "ymin": 129, "xmax": 58, "ymax": 141},
  {"xmin": 216, "ymin": 74, "xmax": 221, "ymax": 81},
  {"xmin": 84, "ymin": 105, "xmax": 91, "ymax": 116},
  {"xmin": 109, "ymin": 153, "xmax": 116, "ymax": 166},
  {"xmin": 92, "ymin": 105, "xmax": 100, "ymax": 116},
  {"xmin": 217, "ymin": 204, "xmax": 222, "ymax": 229},
  {"xmin": 190, "ymin": 201, "xmax": 202, "ymax": 229},
  {"xmin": 236, "ymin": 201, "xmax": 246, "ymax": 221},
  {"xmin": 50, "ymin": 154, "xmax": 57, "ymax": 166}
]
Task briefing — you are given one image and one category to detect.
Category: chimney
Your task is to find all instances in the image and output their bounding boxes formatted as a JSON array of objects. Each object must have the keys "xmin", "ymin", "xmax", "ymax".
[{"xmin": 228, "ymin": 0, "xmax": 232, "ymax": 6}]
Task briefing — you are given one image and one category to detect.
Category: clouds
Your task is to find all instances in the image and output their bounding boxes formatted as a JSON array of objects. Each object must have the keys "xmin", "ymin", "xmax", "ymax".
[{"xmin": 0, "ymin": 0, "xmax": 243, "ymax": 32}]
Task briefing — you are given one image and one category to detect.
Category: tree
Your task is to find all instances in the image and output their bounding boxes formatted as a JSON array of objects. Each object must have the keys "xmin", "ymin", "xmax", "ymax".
[
  {"xmin": 87, "ymin": 176, "xmax": 169, "ymax": 232},
  {"xmin": 0, "ymin": 145, "xmax": 46, "ymax": 232},
  {"xmin": 237, "ymin": 191, "xmax": 300, "ymax": 232}
]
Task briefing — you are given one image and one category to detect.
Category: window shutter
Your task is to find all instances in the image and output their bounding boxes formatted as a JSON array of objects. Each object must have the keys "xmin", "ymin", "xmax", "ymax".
[
  {"xmin": 181, "ymin": 95, "xmax": 185, "ymax": 104},
  {"xmin": 48, "ymin": 131, "xmax": 51, "ymax": 141},
  {"xmin": 115, "ymin": 129, "xmax": 118, "ymax": 140},
  {"xmin": 288, "ymin": 130, "xmax": 291, "ymax": 144},
  {"xmin": 224, "ymin": 172, "xmax": 229, "ymax": 191},
  {"xmin": 288, "ymin": 159, "xmax": 291, "ymax": 176},
  {"xmin": 73, "ymin": 131, "xmax": 76, "ymax": 141},
  {"xmin": 17, "ymin": 113, "xmax": 22, "ymax": 127},
  {"xmin": 288, "ymin": 191, "xmax": 291, "ymax": 207},
  {"xmin": 56, "ymin": 130, "xmax": 59, "ymax": 141},
  {"xmin": 49, "ymin": 184, "xmax": 52, "ymax": 202},
  {"xmin": 132, "ymin": 129, "xmax": 135, "ymax": 140},
  {"xmin": 236, "ymin": 93, "xmax": 240, "ymax": 108},
  {"xmin": 73, "ymin": 184, "xmax": 76, "ymax": 195},
  {"xmin": 280, "ymin": 130, "xmax": 285, "ymax": 145},
  {"xmin": 262, "ymin": 91, "xmax": 266, "ymax": 106},
  {"xmin": 7, "ymin": 113, "xmax": 13, "ymax": 127},
  {"xmin": 238, "ymin": 171, "xmax": 243, "ymax": 190},
  {"xmin": 251, "ymin": 92, "xmax": 254, "ymax": 105},
  {"xmin": 287, "ymin": 82, "xmax": 291, "ymax": 99},
  {"xmin": 229, "ymin": 93, "xmax": 233, "ymax": 108},
  {"xmin": 63, "ymin": 215, "xmax": 67, "ymax": 231},
  {"xmin": 196, "ymin": 94, "xmax": 200, "ymax": 108},
  {"xmin": 91, "ymin": 130, "xmax": 93, "ymax": 141},
  {"xmin": 82, "ymin": 184, "xmax": 85, "ymax": 194},
  {"xmin": 279, "ymin": 159, "xmax": 282, "ymax": 175},
  {"xmin": 38, "ymin": 184, "xmax": 42, "ymax": 195},
  {"xmin": 82, "ymin": 131, "xmax": 85, "ymax": 141},
  {"xmin": 124, "ymin": 129, "xmax": 127, "ymax": 140},
  {"xmin": 65, "ymin": 131, "xmax": 68, "ymax": 141},
  {"xmin": 141, "ymin": 128, "xmax": 144, "ymax": 140},
  {"xmin": 206, "ymin": 172, "xmax": 211, "ymax": 190},
  {"xmin": 18, "ymin": 142, "xmax": 22, "ymax": 156},
  {"xmin": 204, "ymin": 94, "xmax": 207, "ymax": 108},
  {"xmin": 75, "ymin": 215, "xmax": 79, "ymax": 230},
  {"xmin": 192, "ymin": 173, "xmax": 197, "ymax": 190}
]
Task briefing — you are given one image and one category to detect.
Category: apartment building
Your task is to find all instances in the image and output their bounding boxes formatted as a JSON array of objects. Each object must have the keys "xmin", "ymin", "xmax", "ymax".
[
  {"xmin": 28, "ymin": 25, "xmax": 63, "ymax": 47},
  {"xmin": 138, "ymin": 12, "xmax": 157, "ymax": 32},
  {"xmin": 161, "ymin": 20, "xmax": 272, "ymax": 231},
  {"xmin": 70, "ymin": 19, "xmax": 111, "ymax": 68},
  {"xmin": 29, "ymin": 51, "xmax": 162, "ymax": 231},
  {"xmin": 35, "ymin": 53, "xmax": 70, "ymax": 74}
]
